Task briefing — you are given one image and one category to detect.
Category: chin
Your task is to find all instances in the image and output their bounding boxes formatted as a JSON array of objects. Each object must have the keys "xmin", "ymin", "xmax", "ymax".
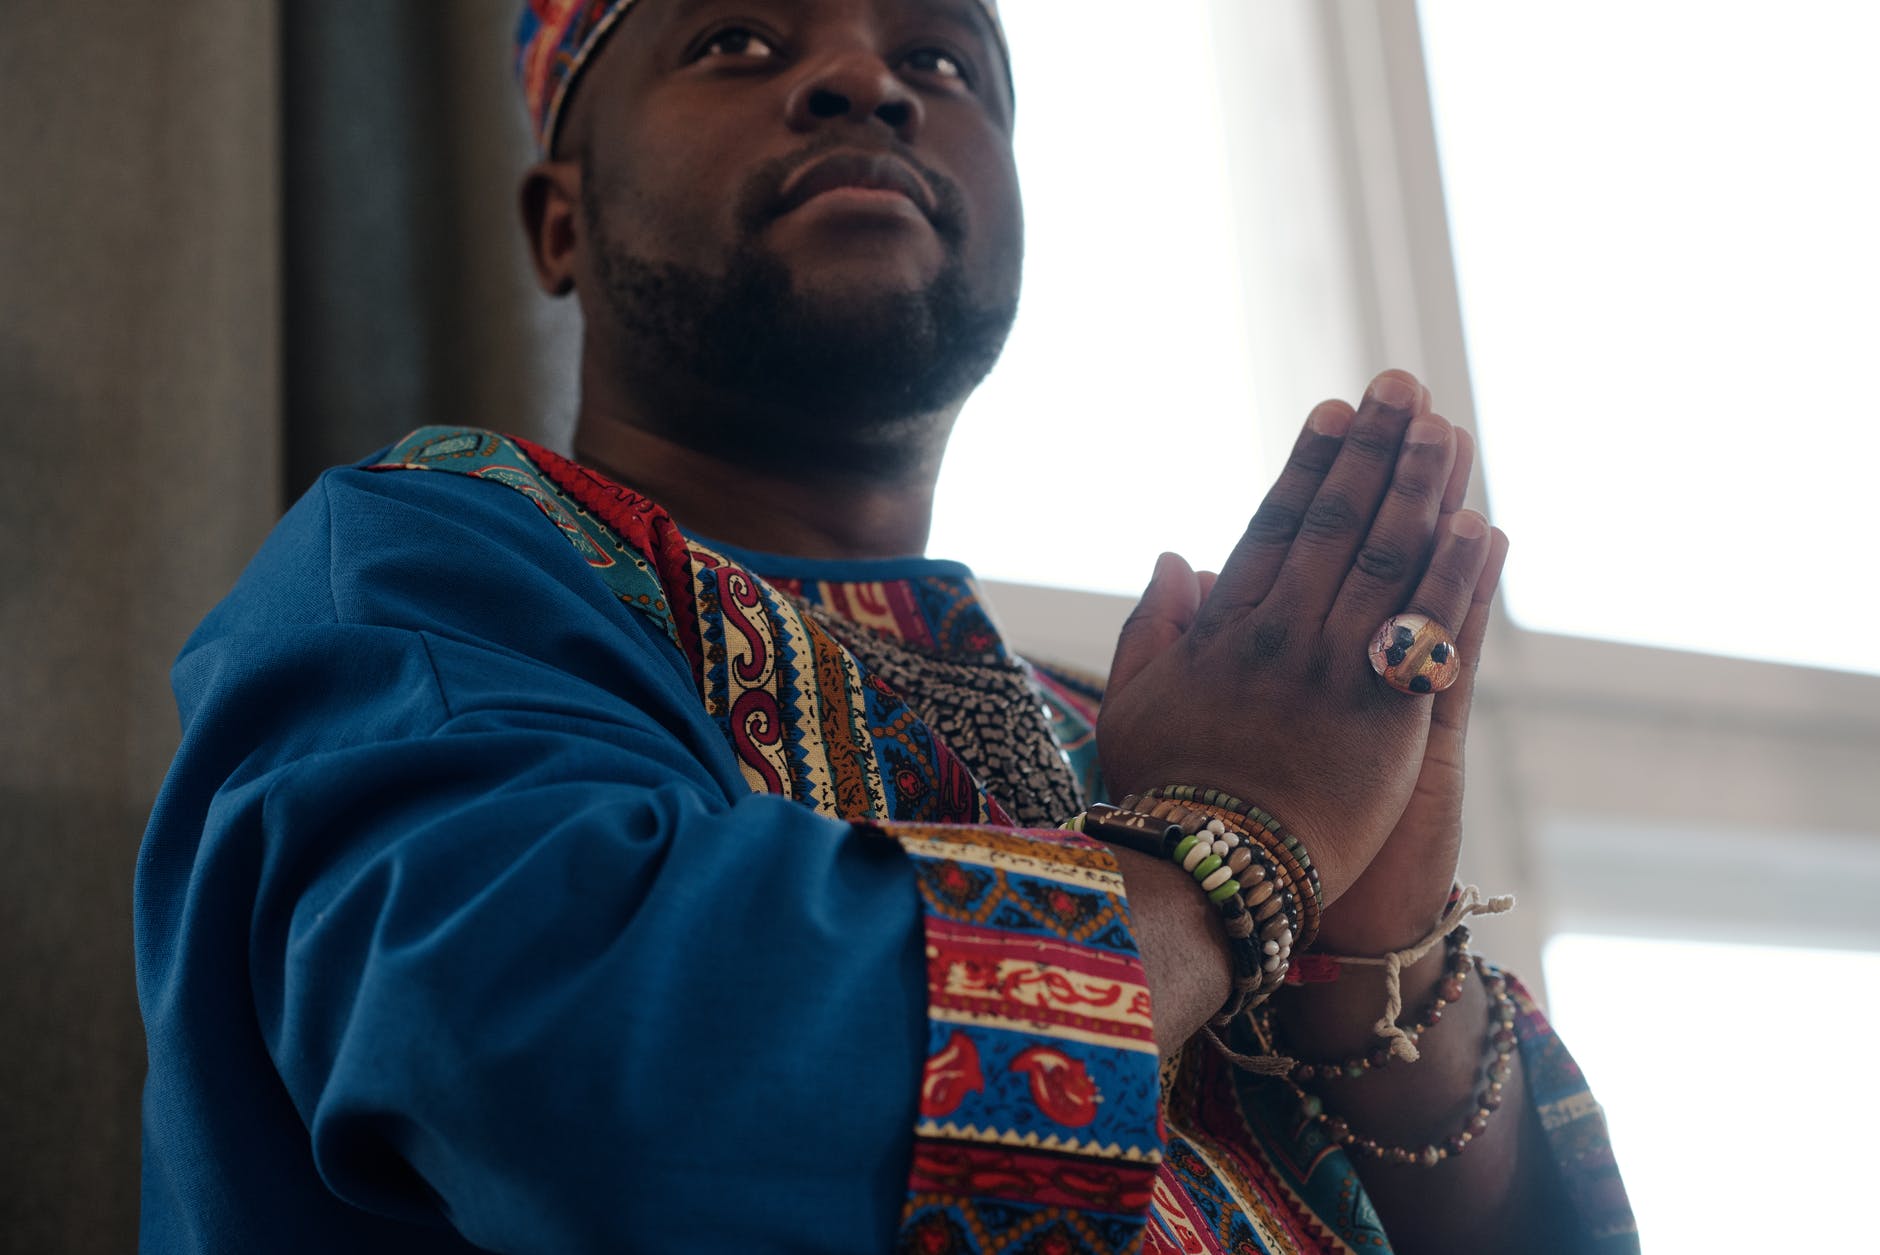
[{"xmin": 770, "ymin": 242, "xmax": 947, "ymax": 303}]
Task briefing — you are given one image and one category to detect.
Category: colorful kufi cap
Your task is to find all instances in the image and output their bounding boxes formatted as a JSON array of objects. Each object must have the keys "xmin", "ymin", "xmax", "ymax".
[{"xmin": 516, "ymin": 0, "xmax": 1009, "ymax": 155}]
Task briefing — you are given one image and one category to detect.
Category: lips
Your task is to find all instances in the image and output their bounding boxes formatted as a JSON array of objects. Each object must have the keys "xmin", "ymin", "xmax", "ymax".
[{"xmin": 774, "ymin": 151, "xmax": 937, "ymax": 219}]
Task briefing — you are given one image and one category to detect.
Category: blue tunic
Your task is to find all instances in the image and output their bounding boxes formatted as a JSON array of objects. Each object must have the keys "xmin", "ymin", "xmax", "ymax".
[{"xmin": 137, "ymin": 457, "xmax": 943, "ymax": 1251}]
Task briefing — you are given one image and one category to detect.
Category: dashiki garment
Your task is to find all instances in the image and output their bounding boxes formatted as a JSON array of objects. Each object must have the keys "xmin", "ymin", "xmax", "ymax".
[{"xmin": 133, "ymin": 427, "xmax": 1636, "ymax": 1254}]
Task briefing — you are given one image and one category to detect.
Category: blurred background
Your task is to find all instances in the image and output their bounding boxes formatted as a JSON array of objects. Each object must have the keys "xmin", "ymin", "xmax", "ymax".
[{"xmin": 3, "ymin": 1, "xmax": 1875, "ymax": 1250}]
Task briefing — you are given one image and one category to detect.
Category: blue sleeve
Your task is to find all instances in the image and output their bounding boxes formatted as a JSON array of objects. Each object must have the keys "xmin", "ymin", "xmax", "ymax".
[{"xmin": 141, "ymin": 468, "xmax": 927, "ymax": 1251}]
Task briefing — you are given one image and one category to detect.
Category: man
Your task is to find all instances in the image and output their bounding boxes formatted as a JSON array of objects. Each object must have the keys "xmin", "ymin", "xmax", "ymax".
[{"xmin": 134, "ymin": 0, "xmax": 1635, "ymax": 1250}]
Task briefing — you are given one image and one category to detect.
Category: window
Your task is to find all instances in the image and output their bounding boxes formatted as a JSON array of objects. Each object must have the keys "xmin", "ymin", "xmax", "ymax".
[
  {"xmin": 1546, "ymin": 934, "xmax": 1880, "ymax": 1252},
  {"xmin": 932, "ymin": 0, "xmax": 1270, "ymax": 594},
  {"xmin": 1418, "ymin": 0, "xmax": 1880, "ymax": 676}
]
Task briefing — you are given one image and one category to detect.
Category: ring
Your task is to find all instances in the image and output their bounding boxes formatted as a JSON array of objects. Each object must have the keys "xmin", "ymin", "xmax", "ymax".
[{"xmin": 1368, "ymin": 613, "xmax": 1461, "ymax": 695}]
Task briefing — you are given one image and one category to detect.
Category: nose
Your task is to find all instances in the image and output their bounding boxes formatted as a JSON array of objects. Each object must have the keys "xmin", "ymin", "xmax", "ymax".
[{"xmin": 784, "ymin": 49, "xmax": 924, "ymax": 142}]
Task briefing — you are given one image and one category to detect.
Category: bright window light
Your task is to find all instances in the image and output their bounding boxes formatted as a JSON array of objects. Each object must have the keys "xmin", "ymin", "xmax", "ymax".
[
  {"xmin": 1544, "ymin": 934, "xmax": 1880, "ymax": 1251},
  {"xmin": 1419, "ymin": 2, "xmax": 1880, "ymax": 675},
  {"xmin": 931, "ymin": 0, "xmax": 1267, "ymax": 595}
]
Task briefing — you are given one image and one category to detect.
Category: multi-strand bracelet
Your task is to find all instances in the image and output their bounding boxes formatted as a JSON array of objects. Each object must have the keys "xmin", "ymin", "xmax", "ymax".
[
  {"xmin": 1065, "ymin": 789, "xmax": 1321, "ymax": 1029},
  {"xmin": 1068, "ymin": 791, "xmax": 1527, "ymax": 1166},
  {"xmin": 1267, "ymin": 955, "xmax": 1520, "ymax": 1167},
  {"xmin": 1254, "ymin": 926, "xmax": 1475, "ymax": 1082}
]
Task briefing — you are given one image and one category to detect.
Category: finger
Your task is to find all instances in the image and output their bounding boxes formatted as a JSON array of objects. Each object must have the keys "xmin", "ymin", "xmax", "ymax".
[
  {"xmin": 1326, "ymin": 410, "xmax": 1459, "ymax": 633},
  {"xmin": 1109, "ymin": 551, "xmax": 1201, "ymax": 693},
  {"xmin": 1383, "ymin": 510, "xmax": 1493, "ymax": 696},
  {"xmin": 1258, "ymin": 370, "xmax": 1426, "ymax": 621},
  {"xmin": 1430, "ymin": 525, "xmax": 1509, "ymax": 736},
  {"xmin": 1441, "ymin": 426, "xmax": 1476, "ymax": 516},
  {"xmin": 1205, "ymin": 402, "xmax": 1351, "ymax": 616},
  {"xmin": 1195, "ymin": 570, "xmax": 1218, "ymax": 603}
]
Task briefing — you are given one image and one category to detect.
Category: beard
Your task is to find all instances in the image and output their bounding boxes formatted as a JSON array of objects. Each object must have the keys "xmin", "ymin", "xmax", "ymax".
[{"xmin": 581, "ymin": 152, "xmax": 1019, "ymax": 476}]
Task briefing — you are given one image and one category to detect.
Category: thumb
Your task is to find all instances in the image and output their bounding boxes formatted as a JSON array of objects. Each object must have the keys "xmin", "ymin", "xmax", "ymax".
[{"xmin": 1109, "ymin": 552, "xmax": 1200, "ymax": 694}]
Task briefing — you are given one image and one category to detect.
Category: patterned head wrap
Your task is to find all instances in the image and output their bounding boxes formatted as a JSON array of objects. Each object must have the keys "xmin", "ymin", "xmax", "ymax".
[{"xmin": 516, "ymin": 0, "xmax": 1009, "ymax": 155}]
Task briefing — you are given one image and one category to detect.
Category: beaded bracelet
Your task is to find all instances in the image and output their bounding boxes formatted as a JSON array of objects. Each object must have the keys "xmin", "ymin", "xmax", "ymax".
[
  {"xmin": 1137, "ymin": 785, "xmax": 1324, "ymax": 947},
  {"xmin": 1138, "ymin": 799, "xmax": 1307, "ymax": 1002},
  {"xmin": 1143, "ymin": 796, "xmax": 1319, "ymax": 1014},
  {"xmin": 1255, "ymin": 926, "xmax": 1474, "ymax": 1082},
  {"xmin": 1069, "ymin": 802, "xmax": 1303, "ymax": 1021},
  {"xmin": 1274, "ymin": 956, "xmax": 1519, "ymax": 1167}
]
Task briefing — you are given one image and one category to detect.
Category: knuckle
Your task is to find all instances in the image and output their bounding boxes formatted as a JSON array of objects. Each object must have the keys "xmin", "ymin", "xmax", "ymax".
[
  {"xmin": 1237, "ymin": 620, "xmax": 1290, "ymax": 667},
  {"xmin": 1426, "ymin": 548, "xmax": 1478, "ymax": 594},
  {"xmin": 1353, "ymin": 542, "xmax": 1413, "ymax": 584},
  {"xmin": 1299, "ymin": 493, "xmax": 1364, "ymax": 539},
  {"xmin": 1243, "ymin": 500, "xmax": 1304, "ymax": 545},
  {"xmin": 1187, "ymin": 615, "xmax": 1227, "ymax": 648},
  {"xmin": 1407, "ymin": 580, "xmax": 1468, "ymax": 628},
  {"xmin": 1287, "ymin": 442, "xmax": 1341, "ymax": 475},
  {"xmin": 1385, "ymin": 472, "xmax": 1438, "ymax": 509},
  {"xmin": 1343, "ymin": 422, "xmax": 1402, "ymax": 461}
]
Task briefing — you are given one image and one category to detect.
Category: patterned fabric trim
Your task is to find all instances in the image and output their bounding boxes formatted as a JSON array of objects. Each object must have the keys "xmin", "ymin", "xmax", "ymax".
[
  {"xmin": 886, "ymin": 821, "xmax": 1161, "ymax": 1254},
  {"xmin": 372, "ymin": 428, "xmax": 996, "ymax": 824},
  {"xmin": 1507, "ymin": 974, "xmax": 1639, "ymax": 1251},
  {"xmin": 369, "ymin": 428, "xmax": 1166, "ymax": 1252},
  {"xmin": 1158, "ymin": 1040, "xmax": 1376, "ymax": 1255},
  {"xmin": 767, "ymin": 572, "xmax": 1009, "ymax": 663}
]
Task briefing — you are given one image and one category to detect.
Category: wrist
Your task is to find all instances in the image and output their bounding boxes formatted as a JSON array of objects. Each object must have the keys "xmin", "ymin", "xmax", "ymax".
[
  {"xmin": 1077, "ymin": 795, "xmax": 1319, "ymax": 1023},
  {"xmin": 1273, "ymin": 934, "xmax": 1453, "ymax": 1058},
  {"xmin": 1312, "ymin": 880, "xmax": 1457, "ymax": 956},
  {"xmin": 1106, "ymin": 846, "xmax": 1233, "ymax": 1055},
  {"xmin": 1275, "ymin": 886, "xmax": 1513, "ymax": 1059}
]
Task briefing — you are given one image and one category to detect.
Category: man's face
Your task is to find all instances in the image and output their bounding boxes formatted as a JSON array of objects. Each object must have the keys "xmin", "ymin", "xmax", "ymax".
[{"xmin": 561, "ymin": 0, "xmax": 1024, "ymax": 455}]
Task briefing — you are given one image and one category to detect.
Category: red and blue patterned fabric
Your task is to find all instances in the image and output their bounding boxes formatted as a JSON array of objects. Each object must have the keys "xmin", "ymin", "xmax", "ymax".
[{"xmin": 514, "ymin": 0, "xmax": 1012, "ymax": 154}]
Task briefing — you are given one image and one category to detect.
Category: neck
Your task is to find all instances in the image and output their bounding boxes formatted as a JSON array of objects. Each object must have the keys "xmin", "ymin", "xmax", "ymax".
[{"xmin": 571, "ymin": 388, "xmax": 951, "ymax": 562}]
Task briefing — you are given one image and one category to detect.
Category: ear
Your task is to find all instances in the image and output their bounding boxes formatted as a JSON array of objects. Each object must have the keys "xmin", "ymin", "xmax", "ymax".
[{"xmin": 519, "ymin": 159, "xmax": 582, "ymax": 296}]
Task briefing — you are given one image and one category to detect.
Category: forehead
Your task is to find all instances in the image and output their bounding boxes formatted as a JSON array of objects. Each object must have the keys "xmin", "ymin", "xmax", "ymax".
[
  {"xmin": 522, "ymin": 0, "xmax": 1012, "ymax": 155},
  {"xmin": 640, "ymin": 0, "xmax": 1001, "ymax": 39}
]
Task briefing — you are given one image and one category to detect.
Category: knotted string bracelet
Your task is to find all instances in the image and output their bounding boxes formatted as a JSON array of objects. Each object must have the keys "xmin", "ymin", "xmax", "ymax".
[
  {"xmin": 1255, "ymin": 925, "xmax": 1475, "ymax": 1081},
  {"xmin": 1266, "ymin": 955, "xmax": 1522, "ymax": 1167},
  {"xmin": 1320, "ymin": 883, "xmax": 1514, "ymax": 1065}
]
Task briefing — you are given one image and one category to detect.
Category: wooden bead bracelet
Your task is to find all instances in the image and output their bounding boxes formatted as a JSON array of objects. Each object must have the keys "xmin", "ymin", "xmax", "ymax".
[
  {"xmin": 1069, "ymin": 795, "xmax": 1315, "ymax": 1022},
  {"xmin": 1274, "ymin": 956, "xmax": 1519, "ymax": 1167},
  {"xmin": 1136, "ymin": 785, "xmax": 1324, "ymax": 945}
]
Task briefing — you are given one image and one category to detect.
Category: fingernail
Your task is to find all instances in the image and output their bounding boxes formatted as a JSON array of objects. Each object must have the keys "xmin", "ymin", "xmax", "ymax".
[
  {"xmin": 1406, "ymin": 417, "xmax": 1447, "ymax": 446},
  {"xmin": 1307, "ymin": 402, "xmax": 1351, "ymax": 437},
  {"xmin": 1370, "ymin": 372, "xmax": 1418, "ymax": 411},
  {"xmin": 1453, "ymin": 510, "xmax": 1488, "ymax": 539}
]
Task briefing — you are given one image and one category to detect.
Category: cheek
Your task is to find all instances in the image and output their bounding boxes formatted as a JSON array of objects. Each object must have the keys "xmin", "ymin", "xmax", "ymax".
[
  {"xmin": 969, "ymin": 153, "xmax": 1025, "ymax": 297},
  {"xmin": 597, "ymin": 124, "xmax": 747, "ymax": 264}
]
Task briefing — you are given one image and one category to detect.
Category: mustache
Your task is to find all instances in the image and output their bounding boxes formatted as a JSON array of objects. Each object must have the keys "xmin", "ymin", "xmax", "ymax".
[{"xmin": 733, "ymin": 134, "xmax": 969, "ymax": 247}]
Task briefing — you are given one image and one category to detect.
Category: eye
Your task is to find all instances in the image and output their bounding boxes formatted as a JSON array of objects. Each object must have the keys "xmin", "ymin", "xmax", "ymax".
[
  {"xmin": 695, "ymin": 26, "xmax": 779, "ymax": 61},
  {"xmin": 903, "ymin": 47, "xmax": 967, "ymax": 82}
]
